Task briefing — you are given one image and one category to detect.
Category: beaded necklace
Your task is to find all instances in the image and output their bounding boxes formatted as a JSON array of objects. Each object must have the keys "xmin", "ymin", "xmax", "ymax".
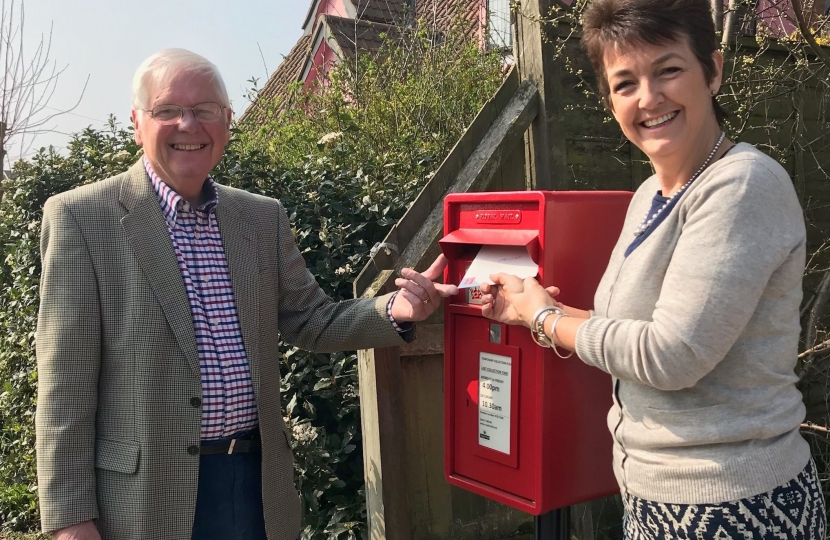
[{"xmin": 633, "ymin": 132, "xmax": 725, "ymax": 237}]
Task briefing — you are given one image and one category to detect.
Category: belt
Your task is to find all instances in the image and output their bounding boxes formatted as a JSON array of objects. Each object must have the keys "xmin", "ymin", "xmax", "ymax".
[{"xmin": 200, "ymin": 429, "xmax": 261, "ymax": 455}]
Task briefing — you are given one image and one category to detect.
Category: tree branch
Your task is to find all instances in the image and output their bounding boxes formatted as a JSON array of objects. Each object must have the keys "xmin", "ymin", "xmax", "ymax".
[
  {"xmin": 802, "ymin": 421, "xmax": 830, "ymax": 436},
  {"xmin": 790, "ymin": 0, "xmax": 830, "ymax": 71}
]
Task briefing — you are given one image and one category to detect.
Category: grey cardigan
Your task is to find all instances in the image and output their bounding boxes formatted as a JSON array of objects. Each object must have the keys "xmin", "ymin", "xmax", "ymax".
[{"xmin": 575, "ymin": 143, "xmax": 810, "ymax": 504}]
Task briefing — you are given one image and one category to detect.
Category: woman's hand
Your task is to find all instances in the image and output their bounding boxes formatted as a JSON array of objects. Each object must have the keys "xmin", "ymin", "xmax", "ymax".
[{"xmin": 480, "ymin": 274, "xmax": 561, "ymax": 327}]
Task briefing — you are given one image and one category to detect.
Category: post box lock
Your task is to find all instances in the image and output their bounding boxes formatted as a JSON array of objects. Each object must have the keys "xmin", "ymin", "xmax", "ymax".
[{"xmin": 489, "ymin": 323, "xmax": 502, "ymax": 344}]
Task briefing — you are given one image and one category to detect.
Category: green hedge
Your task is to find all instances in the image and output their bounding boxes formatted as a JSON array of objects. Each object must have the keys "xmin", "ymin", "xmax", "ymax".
[{"xmin": 0, "ymin": 22, "xmax": 504, "ymax": 538}]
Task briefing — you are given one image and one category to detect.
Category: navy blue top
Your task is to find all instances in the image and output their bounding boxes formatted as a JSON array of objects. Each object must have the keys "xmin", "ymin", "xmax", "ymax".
[{"xmin": 625, "ymin": 192, "xmax": 671, "ymax": 257}]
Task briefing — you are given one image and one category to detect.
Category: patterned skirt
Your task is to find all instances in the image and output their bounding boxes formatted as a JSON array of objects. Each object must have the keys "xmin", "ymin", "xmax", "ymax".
[{"xmin": 623, "ymin": 459, "xmax": 826, "ymax": 540}]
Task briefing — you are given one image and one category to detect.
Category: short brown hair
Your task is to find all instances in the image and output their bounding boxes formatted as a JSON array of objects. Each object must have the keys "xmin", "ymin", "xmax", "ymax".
[{"xmin": 581, "ymin": 0, "xmax": 726, "ymax": 124}]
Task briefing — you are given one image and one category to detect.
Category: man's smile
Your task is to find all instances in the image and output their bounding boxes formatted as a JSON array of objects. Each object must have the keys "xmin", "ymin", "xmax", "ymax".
[{"xmin": 170, "ymin": 143, "xmax": 208, "ymax": 151}]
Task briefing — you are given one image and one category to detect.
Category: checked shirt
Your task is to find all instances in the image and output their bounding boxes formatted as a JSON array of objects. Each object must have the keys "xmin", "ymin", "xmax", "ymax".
[{"xmin": 145, "ymin": 157, "xmax": 257, "ymax": 440}]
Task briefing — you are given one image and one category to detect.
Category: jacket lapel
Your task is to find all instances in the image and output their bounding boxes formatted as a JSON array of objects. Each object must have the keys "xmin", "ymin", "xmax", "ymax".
[
  {"xmin": 215, "ymin": 186, "xmax": 262, "ymax": 394},
  {"xmin": 119, "ymin": 160, "xmax": 201, "ymax": 378}
]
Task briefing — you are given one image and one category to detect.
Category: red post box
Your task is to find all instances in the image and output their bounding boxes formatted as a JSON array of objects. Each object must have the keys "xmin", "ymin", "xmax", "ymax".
[{"xmin": 440, "ymin": 190, "xmax": 632, "ymax": 515}]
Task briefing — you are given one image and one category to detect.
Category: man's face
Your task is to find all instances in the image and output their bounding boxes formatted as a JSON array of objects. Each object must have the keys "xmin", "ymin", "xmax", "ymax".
[{"xmin": 131, "ymin": 71, "xmax": 231, "ymax": 194}]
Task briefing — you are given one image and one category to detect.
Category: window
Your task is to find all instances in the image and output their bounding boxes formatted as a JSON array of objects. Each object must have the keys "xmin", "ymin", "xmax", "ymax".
[{"xmin": 488, "ymin": 0, "xmax": 512, "ymax": 49}]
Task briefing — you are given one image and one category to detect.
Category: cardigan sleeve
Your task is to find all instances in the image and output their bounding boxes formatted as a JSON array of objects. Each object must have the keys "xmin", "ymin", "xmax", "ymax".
[{"xmin": 575, "ymin": 157, "xmax": 804, "ymax": 391}]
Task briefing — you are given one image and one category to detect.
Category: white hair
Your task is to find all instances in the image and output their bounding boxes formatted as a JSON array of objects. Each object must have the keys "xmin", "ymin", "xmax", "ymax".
[{"xmin": 131, "ymin": 48, "xmax": 229, "ymax": 110}]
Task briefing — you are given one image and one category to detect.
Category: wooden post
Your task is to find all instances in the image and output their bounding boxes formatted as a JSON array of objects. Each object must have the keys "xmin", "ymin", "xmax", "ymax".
[
  {"xmin": 0, "ymin": 122, "xmax": 6, "ymax": 201},
  {"xmin": 356, "ymin": 72, "xmax": 540, "ymax": 540},
  {"xmin": 712, "ymin": 0, "xmax": 724, "ymax": 35},
  {"xmin": 514, "ymin": 0, "xmax": 568, "ymax": 190},
  {"xmin": 722, "ymin": 0, "xmax": 739, "ymax": 49},
  {"xmin": 358, "ymin": 340, "xmax": 413, "ymax": 540}
]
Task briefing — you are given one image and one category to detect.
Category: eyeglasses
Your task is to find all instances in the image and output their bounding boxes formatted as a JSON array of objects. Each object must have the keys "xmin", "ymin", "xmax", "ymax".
[{"xmin": 142, "ymin": 102, "xmax": 228, "ymax": 125}]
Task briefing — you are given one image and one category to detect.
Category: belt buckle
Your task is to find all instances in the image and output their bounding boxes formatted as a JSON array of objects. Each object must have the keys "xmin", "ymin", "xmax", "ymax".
[{"xmin": 228, "ymin": 439, "xmax": 237, "ymax": 455}]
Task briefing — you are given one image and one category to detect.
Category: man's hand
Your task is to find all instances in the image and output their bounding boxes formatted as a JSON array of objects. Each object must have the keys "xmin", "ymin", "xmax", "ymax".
[
  {"xmin": 52, "ymin": 520, "xmax": 101, "ymax": 540},
  {"xmin": 390, "ymin": 254, "xmax": 458, "ymax": 323}
]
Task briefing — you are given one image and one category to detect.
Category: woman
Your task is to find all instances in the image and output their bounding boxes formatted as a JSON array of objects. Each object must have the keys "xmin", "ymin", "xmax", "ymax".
[{"xmin": 479, "ymin": 0, "xmax": 826, "ymax": 538}]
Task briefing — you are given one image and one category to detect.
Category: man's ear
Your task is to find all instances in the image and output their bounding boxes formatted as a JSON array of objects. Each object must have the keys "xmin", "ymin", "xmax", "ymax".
[{"xmin": 131, "ymin": 110, "xmax": 142, "ymax": 145}]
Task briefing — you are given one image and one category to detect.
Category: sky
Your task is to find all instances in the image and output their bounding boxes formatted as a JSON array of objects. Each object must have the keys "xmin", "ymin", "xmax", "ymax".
[{"xmin": 9, "ymin": 0, "xmax": 311, "ymax": 164}]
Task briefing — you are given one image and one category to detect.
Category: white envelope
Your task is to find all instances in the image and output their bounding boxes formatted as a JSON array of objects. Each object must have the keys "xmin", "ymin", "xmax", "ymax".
[{"xmin": 458, "ymin": 245, "xmax": 538, "ymax": 289}]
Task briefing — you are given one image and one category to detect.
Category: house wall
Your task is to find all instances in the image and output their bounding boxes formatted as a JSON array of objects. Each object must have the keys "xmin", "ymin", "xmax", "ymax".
[
  {"xmin": 302, "ymin": 40, "xmax": 339, "ymax": 92},
  {"xmin": 304, "ymin": 0, "xmax": 352, "ymax": 34}
]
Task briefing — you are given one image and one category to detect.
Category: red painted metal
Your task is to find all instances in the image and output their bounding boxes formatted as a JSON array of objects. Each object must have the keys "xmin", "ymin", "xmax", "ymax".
[{"xmin": 441, "ymin": 190, "xmax": 632, "ymax": 515}]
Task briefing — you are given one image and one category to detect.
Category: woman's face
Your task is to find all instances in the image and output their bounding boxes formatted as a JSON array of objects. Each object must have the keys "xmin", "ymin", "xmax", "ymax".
[{"xmin": 603, "ymin": 37, "xmax": 723, "ymax": 163}]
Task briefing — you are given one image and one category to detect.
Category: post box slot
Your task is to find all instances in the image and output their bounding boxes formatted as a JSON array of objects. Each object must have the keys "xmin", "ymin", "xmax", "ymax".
[{"xmin": 439, "ymin": 228, "xmax": 539, "ymax": 263}]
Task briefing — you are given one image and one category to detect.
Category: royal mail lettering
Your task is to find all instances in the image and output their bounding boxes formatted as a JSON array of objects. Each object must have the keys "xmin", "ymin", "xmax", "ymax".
[{"xmin": 474, "ymin": 210, "xmax": 522, "ymax": 224}]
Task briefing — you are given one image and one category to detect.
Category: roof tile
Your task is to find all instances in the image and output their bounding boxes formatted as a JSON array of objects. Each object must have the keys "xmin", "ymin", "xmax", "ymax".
[
  {"xmin": 238, "ymin": 34, "xmax": 312, "ymax": 124},
  {"xmin": 354, "ymin": 0, "xmax": 410, "ymax": 24},
  {"xmin": 324, "ymin": 14, "xmax": 399, "ymax": 58},
  {"xmin": 244, "ymin": 0, "xmax": 483, "ymax": 124}
]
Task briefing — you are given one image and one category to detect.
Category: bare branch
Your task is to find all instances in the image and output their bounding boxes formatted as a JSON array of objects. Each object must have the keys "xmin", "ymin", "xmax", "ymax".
[
  {"xmin": 803, "ymin": 267, "xmax": 830, "ymax": 358},
  {"xmin": 790, "ymin": 0, "xmax": 830, "ymax": 70},
  {"xmin": 0, "ymin": 0, "xmax": 87, "ymax": 165},
  {"xmin": 802, "ymin": 421, "xmax": 830, "ymax": 436}
]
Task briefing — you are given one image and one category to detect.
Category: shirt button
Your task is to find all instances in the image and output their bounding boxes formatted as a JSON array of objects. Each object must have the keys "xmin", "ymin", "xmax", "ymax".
[
  {"xmin": 187, "ymin": 445, "xmax": 200, "ymax": 456},
  {"xmin": 190, "ymin": 397, "xmax": 202, "ymax": 408},
  {"xmin": 203, "ymin": 275, "xmax": 210, "ymax": 283},
  {"xmin": 228, "ymin": 405, "xmax": 235, "ymax": 412},
  {"xmin": 194, "ymin": 231, "xmax": 200, "ymax": 240},
  {"xmin": 182, "ymin": 203, "xmax": 191, "ymax": 212},
  {"xmin": 211, "ymin": 319, "xmax": 219, "ymax": 327}
]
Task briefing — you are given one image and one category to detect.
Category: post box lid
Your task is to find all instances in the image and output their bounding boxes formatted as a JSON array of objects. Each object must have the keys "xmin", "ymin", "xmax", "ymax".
[{"xmin": 439, "ymin": 228, "xmax": 539, "ymax": 261}]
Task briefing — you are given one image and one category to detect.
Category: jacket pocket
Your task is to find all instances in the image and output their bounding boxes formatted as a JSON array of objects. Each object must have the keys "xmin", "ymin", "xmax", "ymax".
[{"xmin": 95, "ymin": 438, "xmax": 140, "ymax": 474}]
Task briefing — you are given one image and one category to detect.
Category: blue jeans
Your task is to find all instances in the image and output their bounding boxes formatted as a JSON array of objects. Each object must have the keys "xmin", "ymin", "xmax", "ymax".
[{"xmin": 191, "ymin": 430, "xmax": 267, "ymax": 540}]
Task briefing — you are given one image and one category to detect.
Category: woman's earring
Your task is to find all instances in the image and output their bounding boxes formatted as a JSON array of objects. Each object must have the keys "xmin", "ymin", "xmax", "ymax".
[{"xmin": 711, "ymin": 89, "xmax": 717, "ymax": 96}]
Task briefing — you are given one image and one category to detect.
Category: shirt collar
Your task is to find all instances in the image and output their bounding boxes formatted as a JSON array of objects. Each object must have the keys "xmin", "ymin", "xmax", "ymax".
[{"xmin": 143, "ymin": 155, "xmax": 218, "ymax": 226}]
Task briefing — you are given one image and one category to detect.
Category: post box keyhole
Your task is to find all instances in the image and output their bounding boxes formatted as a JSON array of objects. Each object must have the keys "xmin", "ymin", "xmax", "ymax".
[{"xmin": 489, "ymin": 323, "xmax": 502, "ymax": 344}]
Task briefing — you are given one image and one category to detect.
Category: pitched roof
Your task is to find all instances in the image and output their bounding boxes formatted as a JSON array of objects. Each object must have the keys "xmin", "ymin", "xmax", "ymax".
[
  {"xmin": 302, "ymin": 0, "xmax": 411, "ymax": 30},
  {"xmin": 415, "ymin": 0, "xmax": 482, "ymax": 37},
  {"xmin": 238, "ymin": 34, "xmax": 312, "ymax": 124},
  {"xmin": 353, "ymin": 0, "xmax": 410, "ymax": 24},
  {"xmin": 323, "ymin": 14, "xmax": 399, "ymax": 59},
  {"xmin": 244, "ymin": 0, "xmax": 483, "ymax": 125}
]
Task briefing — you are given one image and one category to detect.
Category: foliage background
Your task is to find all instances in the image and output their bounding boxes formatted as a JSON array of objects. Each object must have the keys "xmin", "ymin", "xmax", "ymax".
[
  {"xmin": 0, "ymin": 23, "xmax": 504, "ymax": 538},
  {"xmin": 4, "ymin": 1, "xmax": 829, "ymax": 539}
]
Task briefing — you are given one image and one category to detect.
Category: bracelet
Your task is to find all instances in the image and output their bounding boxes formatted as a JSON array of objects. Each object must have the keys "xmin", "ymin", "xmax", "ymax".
[
  {"xmin": 548, "ymin": 313, "xmax": 574, "ymax": 359},
  {"xmin": 530, "ymin": 306, "xmax": 562, "ymax": 348}
]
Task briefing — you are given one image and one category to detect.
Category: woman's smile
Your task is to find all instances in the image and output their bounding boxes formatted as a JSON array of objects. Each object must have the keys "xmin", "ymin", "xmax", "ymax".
[{"xmin": 641, "ymin": 110, "xmax": 679, "ymax": 129}]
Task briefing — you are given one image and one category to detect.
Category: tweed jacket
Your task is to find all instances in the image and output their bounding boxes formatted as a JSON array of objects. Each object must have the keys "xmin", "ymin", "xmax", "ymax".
[{"xmin": 36, "ymin": 160, "xmax": 405, "ymax": 540}]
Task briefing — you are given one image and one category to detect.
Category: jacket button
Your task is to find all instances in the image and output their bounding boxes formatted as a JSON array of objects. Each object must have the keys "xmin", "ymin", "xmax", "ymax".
[
  {"xmin": 187, "ymin": 445, "xmax": 200, "ymax": 456},
  {"xmin": 190, "ymin": 397, "xmax": 202, "ymax": 408}
]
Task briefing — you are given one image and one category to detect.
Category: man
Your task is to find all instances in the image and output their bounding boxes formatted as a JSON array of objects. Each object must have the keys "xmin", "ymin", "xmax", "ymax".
[{"xmin": 36, "ymin": 49, "xmax": 456, "ymax": 540}]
